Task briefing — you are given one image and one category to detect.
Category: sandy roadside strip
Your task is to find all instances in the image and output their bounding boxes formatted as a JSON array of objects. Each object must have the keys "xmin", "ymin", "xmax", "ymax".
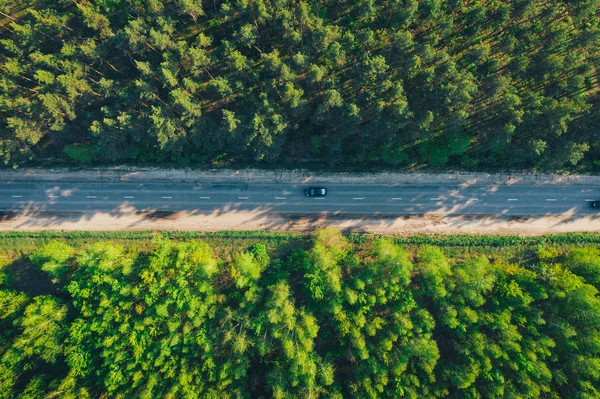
[
  {"xmin": 1, "ymin": 167, "xmax": 600, "ymax": 234},
  {"xmin": 0, "ymin": 210, "xmax": 598, "ymax": 235}
]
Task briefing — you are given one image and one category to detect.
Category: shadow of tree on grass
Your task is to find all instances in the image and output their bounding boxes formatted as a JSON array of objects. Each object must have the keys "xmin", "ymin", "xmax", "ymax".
[{"xmin": 4, "ymin": 256, "xmax": 58, "ymax": 297}]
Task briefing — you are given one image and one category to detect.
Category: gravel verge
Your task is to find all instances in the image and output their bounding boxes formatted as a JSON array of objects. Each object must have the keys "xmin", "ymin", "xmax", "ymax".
[{"xmin": 1, "ymin": 166, "xmax": 600, "ymax": 185}]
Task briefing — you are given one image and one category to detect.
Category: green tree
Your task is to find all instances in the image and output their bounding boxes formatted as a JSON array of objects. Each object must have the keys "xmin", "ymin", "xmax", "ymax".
[
  {"xmin": 14, "ymin": 296, "xmax": 67, "ymax": 363},
  {"xmin": 30, "ymin": 241, "xmax": 75, "ymax": 280}
]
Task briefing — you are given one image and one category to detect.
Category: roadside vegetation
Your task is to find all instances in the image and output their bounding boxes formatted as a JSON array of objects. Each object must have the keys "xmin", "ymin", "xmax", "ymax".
[
  {"xmin": 0, "ymin": 1, "xmax": 599, "ymax": 169},
  {"xmin": 1, "ymin": 228, "xmax": 600, "ymax": 398}
]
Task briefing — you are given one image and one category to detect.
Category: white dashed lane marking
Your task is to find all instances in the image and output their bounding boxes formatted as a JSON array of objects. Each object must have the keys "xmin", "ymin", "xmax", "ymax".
[{"xmin": 9, "ymin": 190, "xmax": 597, "ymax": 210}]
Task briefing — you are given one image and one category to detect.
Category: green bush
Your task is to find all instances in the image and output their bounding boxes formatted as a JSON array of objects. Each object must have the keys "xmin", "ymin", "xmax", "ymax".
[{"xmin": 64, "ymin": 144, "xmax": 95, "ymax": 163}]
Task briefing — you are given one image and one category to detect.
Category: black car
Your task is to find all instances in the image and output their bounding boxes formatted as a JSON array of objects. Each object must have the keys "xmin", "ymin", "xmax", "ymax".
[
  {"xmin": 305, "ymin": 187, "xmax": 327, "ymax": 197},
  {"xmin": 592, "ymin": 200, "xmax": 597, "ymax": 209}
]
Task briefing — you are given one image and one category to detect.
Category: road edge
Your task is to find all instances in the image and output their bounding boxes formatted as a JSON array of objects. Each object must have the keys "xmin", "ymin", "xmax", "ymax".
[{"xmin": 2, "ymin": 166, "xmax": 600, "ymax": 186}]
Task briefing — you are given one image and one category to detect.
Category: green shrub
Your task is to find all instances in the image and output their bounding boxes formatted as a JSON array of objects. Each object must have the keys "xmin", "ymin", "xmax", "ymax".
[{"xmin": 64, "ymin": 143, "xmax": 95, "ymax": 163}]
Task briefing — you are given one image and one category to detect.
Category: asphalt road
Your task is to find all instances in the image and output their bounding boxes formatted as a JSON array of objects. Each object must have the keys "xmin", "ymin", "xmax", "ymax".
[{"xmin": 0, "ymin": 181, "xmax": 598, "ymax": 216}]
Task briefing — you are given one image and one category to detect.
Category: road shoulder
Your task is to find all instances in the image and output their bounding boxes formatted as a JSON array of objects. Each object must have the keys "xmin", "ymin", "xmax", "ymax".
[
  {"xmin": 0, "ymin": 210, "xmax": 598, "ymax": 235},
  {"xmin": 2, "ymin": 166, "xmax": 600, "ymax": 186}
]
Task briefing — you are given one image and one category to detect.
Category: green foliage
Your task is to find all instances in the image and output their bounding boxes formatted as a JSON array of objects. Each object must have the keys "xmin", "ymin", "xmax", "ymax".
[
  {"xmin": 231, "ymin": 251, "xmax": 263, "ymax": 288},
  {"xmin": 64, "ymin": 143, "xmax": 95, "ymax": 163},
  {"xmin": 180, "ymin": 240, "xmax": 218, "ymax": 277},
  {"xmin": 249, "ymin": 242, "xmax": 270, "ymax": 269},
  {"xmin": 14, "ymin": 296, "xmax": 67, "ymax": 363},
  {"xmin": 65, "ymin": 237, "xmax": 222, "ymax": 397},
  {"xmin": 565, "ymin": 247, "xmax": 600, "ymax": 289},
  {"xmin": 0, "ymin": 250, "xmax": 9, "ymax": 286},
  {"xmin": 304, "ymin": 227, "xmax": 349, "ymax": 299},
  {"xmin": 415, "ymin": 245, "xmax": 452, "ymax": 299},
  {"xmin": 1, "ymin": 231, "xmax": 600, "ymax": 397},
  {"xmin": 30, "ymin": 240, "xmax": 75, "ymax": 280},
  {"xmin": 0, "ymin": 0, "xmax": 598, "ymax": 168}
]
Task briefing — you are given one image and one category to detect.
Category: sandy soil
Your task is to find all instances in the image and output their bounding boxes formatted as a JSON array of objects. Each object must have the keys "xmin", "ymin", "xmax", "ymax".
[{"xmin": 1, "ymin": 210, "xmax": 598, "ymax": 235}]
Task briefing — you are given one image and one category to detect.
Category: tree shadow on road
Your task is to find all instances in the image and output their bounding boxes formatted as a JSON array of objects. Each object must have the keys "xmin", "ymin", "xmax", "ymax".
[{"xmin": 0, "ymin": 192, "xmax": 599, "ymax": 233}]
